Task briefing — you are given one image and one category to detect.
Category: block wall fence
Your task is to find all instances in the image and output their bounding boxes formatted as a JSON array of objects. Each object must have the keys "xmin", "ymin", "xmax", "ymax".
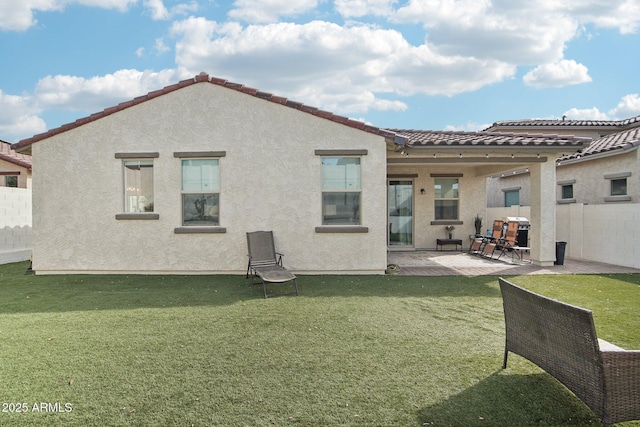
[{"xmin": 0, "ymin": 187, "xmax": 32, "ymax": 265}]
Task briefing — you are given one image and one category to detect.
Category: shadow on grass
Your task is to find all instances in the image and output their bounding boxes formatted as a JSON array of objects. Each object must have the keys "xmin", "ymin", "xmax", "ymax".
[
  {"xmin": 0, "ymin": 262, "xmax": 502, "ymax": 314},
  {"xmin": 417, "ymin": 371, "xmax": 600, "ymax": 426}
]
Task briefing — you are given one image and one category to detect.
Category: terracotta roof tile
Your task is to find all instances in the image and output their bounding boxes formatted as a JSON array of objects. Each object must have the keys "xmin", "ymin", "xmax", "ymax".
[
  {"xmin": 0, "ymin": 140, "xmax": 32, "ymax": 169},
  {"xmin": 559, "ymin": 127, "xmax": 640, "ymax": 162},
  {"xmin": 13, "ymin": 73, "xmax": 399, "ymax": 151},
  {"xmin": 388, "ymin": 129, "xmax": 590, "ymax": 149},
  {"xmin": 485, "ymin": 115, "xmax": 640, "ymax": 131}
]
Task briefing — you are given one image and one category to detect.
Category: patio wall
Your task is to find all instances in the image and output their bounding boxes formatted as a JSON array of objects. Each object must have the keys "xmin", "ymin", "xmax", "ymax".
[
  {"xmin": 0, "ymin": 187, "xmax": 32, "ymax": 264},
  {"xmin": 488, "ymin": 203, "xmax": 640, "ymax": 269}
]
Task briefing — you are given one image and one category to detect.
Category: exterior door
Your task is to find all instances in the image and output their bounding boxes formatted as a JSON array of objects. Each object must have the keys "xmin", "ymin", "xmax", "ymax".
[{"xmin": 388, "ymin": 180, "xmax": 413, "ymax": 246}]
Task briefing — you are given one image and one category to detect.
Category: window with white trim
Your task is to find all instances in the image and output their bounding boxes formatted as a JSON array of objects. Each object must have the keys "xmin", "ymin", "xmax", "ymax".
[
  {"xmin": 434, "ymin": 178, "xmax": 459, "ymax": 220},
  {"xmin": 181, "ymin": 159, "xmax": 220, "ymax": 226},
  {"xmin": 123, "ymin": 160, "xmax": 154, "ymax": 213},
  {"xmin": 321, "ymin": 157, "xmax": 361, "ymax": 225}
]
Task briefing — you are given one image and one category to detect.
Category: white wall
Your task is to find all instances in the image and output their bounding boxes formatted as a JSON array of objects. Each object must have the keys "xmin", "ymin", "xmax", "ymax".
[
  {"xmin": 0, "ymin": 187, "xmax": 32, "ymax": 264},
  {"xmin": 489, "ymin": 203, "xmax": 640, "ymax": 269}
]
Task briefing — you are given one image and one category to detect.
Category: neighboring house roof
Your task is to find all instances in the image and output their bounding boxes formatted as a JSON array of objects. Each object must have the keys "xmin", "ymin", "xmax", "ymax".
[
  {"xmin": 13, "ymin": 73, "xmax": 401, "ymax": 153},
  {"xmin": 0, "ymin": 140, "xmax": 32, "ymax": 170},
  {"xmin": 558, "ymin": 127, "xmax": 640, "ymax": 163},
  {"xmin": 389, "ymin": 129, "xmax": 591, "ymax": 151},
  {"xmin": 484, "ymin": 115, "xmax": 640, "ymax": 132}
]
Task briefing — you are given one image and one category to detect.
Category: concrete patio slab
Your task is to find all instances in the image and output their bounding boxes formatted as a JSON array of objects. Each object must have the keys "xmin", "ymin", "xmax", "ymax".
[{"xmin": 387, "ymin": 250, "xmax": 640, "ymax": 276}]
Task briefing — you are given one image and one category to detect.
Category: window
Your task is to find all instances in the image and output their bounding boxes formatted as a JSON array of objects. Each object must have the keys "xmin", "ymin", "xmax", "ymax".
[
  {"xmin": 504, "ymin": 190, "xmax": 520, "ymax": 207},
  {"xmin": 321, "ymin": 157, "xmax": 361, "ymax": 225},
  {"xmin": 181, "ymin": 159, "xmax": 220, "ymax": 226},
  {"xmin": 561, "ymin": 184, "xmax": 574, "ymax": 199},
  {"xmin": 123, "ymin": 160, "xmax": 154, "ymax": 213},
  {"xmin": 5, "ymin": 175, "xmax": 18, "ymax": 187},
  {"xmin": 434, "ymin": 178, "xmax": 458, "ymax": 220},
  {"xmin": 611, "ymin": 178, "xmax": 627, "ymax": 196}
]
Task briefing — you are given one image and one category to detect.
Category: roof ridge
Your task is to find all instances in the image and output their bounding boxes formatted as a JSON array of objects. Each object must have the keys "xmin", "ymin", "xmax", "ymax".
[{"xmin": 13, "ymin": 73, "xmax": 399, "ymax": 151}]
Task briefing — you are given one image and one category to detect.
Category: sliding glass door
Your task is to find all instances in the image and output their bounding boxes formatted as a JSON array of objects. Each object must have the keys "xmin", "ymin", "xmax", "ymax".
[{"xmin": 388, "ymin": 180, "xmax": 413, "ymax": 246}]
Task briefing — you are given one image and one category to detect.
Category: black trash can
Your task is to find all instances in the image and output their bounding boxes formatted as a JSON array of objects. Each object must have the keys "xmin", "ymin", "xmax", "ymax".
[{"xmin": 555, "ymin": 241, "xmax": 567, "ymax": 265}]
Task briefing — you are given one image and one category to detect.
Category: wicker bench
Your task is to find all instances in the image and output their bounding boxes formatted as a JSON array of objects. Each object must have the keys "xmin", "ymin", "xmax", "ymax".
[{"xmin": 499, "ymin": 278, "xmax": 640, "ymax": 426}]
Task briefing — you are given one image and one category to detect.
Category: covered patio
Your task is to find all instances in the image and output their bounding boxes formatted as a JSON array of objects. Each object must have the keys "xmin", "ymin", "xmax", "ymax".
[
  {"xmin": 387, "ymin": 250, "xmax": 640, "ymax": 276},
  {"xmin": 386, "ymin": 130, "xmax": 593, "ymax": 266}
]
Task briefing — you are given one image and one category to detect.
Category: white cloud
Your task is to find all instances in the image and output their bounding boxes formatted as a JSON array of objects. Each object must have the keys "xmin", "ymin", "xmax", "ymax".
[
  {"xmin": 523, "ymin": 60, "xmax": 592, "ymax": 88},
  {"xmin": 144, "ymin": 0, "xmax": 169, "ymax": 20},
  {"xmin": 334, "ymin": 0, "xmax": 398, "ymax": 18},
  {"xmin": 391, "ymin": 0, "xmax": 640, "ymax": 67},
  {"xmin": 0, "ymin": 0, "xmax": 136, "ymax": 31},
  {"xmin": 563, "ymin": 94, "xmax": 640, "ymax": 121},
  {"xmin": 561, "ymin": 107, "xmax": 610, "ymax": 121},
  {"xmin": 143, "ymin": 0, "xmax": 198, "ymax": 21},
  {"xmin": 135, "ymin": 47, "xmax": 145, "ymax": 57},
  {"xmin": 33, "ymin": 68, "xmax": 193, "ymax": 112},
  {"xmin": 609, "ymin": 93, "xmax": 640, "ymax": 118},
  {"xmin": 0, "ymin": 90, "xmax": 46, "ymax": 140},
  {"xmin": 228, "ymin": 0, "xmax": 319, "ymax": 23},
  {"xmin": 443, "ymin": 121, "xmax": 492, "ymax": 132},
  {"xmin": 170, "ymin": 18, "xmax": 515, "ymax": 115},
  {"xmin": 154, "ymin": 37, "xmax": 170, "ymax": 54}
]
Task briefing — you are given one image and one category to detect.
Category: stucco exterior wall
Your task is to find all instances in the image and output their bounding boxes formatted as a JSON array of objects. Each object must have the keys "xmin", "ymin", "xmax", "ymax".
[
  {"xmin": 387, "ymin": 164, "xmax": 488, "ymax": 250},
  {"xmin": 486, "ymin": 173, "xmax": 530, "ymax": 208},
  {"xmin": 556, "ymin": 150, "xmax": 638, "ymax": 204},
  {"xmin": 31, "ymin": 83, "xmax": 388, "ymax": 274}
]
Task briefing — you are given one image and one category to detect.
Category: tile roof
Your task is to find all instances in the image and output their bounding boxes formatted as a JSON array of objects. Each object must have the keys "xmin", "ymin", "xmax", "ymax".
[
  {"xmin": 485, "ymin": 115, "xmax": 640, "ymax": 131},
  {"xmin": 0, "ymin": 140, "xmax": 32, "ymax": 169},
  {"xmin": 13, "ymin": 73, "xmax": 399, "ymax": 152},
  {"xmin": 388, "ymin": 129, "xmax": 591, "ymax": 149},
  {"xmin": 558, "ymin": 127, "xmax": 640, "ymax": 162}
]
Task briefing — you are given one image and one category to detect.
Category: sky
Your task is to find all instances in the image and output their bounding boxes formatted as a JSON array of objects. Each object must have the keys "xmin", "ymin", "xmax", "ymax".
[{"xmin": 1, "ymin": 0, "xmax": 640, "ymax": 143}]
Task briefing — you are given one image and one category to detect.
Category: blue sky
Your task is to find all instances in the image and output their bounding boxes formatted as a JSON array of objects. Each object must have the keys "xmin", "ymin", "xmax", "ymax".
[{"xmin": 1, "ymin": 0, "xmax": 640, "ymax": 142}]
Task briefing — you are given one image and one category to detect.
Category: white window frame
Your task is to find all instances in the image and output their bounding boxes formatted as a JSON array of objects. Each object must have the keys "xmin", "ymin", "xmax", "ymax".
[
  {"xmin": 321, "ymin": 156, "xmax": 361, "ymax": 225},
  {"xmin": 173, "ymin": 151, "xmax": 226, "ymax": 234},
  {"xmin": 434, "ymin": 177, "xmax": 460, "ymax": 221},
  {"xmin": 115, "ymin": 152, "xmax": 159, "ymax": 220},
  {"xmin": 314, "ymin": 149, "xmax": 368, "ymax": 233}
]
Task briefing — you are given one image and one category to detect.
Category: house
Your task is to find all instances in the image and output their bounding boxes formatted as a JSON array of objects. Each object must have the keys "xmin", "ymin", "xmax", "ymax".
[
  {"xmin": 13, "ymin": 74, "xmax": 588, "ymax": 274},
  {"xmin": 484, "ymin": 116, "xmax": 640, "ymax": 269},
  {"xmin": 485, "ymin": 116, "xmax": 640, "ymax": 207},
  {"xmin": 0, "ymin": 140, "xmax": 32, "ymax": 264},
  {"xmin": 1, "ymin": 139, "xmax": 32, "ymax": 188}
]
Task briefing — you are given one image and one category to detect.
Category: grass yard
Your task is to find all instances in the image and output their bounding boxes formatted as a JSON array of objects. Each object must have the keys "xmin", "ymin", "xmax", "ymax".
[{"xmin": 0, "ymin": 261, "xmax": 639, "ymax": 426}]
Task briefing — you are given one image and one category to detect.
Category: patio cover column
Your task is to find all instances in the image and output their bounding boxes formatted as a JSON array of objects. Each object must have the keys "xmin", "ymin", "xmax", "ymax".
[{"xmin": 529, "ymin": 159, "xmax": 556, "ymax": 266}]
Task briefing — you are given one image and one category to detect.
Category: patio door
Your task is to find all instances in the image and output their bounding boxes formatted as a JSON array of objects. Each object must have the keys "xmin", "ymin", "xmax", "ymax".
[{"xmin": 388, "ymin": 180, "xmax": 413, "ymax": 246}]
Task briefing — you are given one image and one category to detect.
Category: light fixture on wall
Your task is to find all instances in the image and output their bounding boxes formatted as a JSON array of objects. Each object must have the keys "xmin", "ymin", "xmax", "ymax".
[{"xmin": 420, "ymin": 188, "xmax": 426, "ymax": 195}]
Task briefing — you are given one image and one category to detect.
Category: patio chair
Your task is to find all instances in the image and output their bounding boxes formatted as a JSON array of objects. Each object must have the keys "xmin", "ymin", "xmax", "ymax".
[
  {"xmin": 476, "ymin": 220, "xmax": 504, "ymax": 258},
  {"xmin": 246, "ymin": 231, "xmax": 298, "ymax": 298},
  {"xmin": 469, "ymin": 220, "xmax": 504, "ymax": 257},
  {"xmin": 496, "ymin": 221, "xmax": 519, "ymax": 259},
  {"xmin": 489, "ymin": 220, "xmax": 504, "ymax": 241}
]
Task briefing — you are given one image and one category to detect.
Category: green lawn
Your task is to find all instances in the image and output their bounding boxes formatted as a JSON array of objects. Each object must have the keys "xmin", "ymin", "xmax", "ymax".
[{"xmin": 1, "ymin": 261, "xmax": 639, "ymax": 426}]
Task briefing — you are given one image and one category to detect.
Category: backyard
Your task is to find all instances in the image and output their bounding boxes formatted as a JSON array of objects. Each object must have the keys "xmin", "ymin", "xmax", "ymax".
[{"xmin": 0, "ymin": 261, "xmax": 638, "ymax": 426}]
